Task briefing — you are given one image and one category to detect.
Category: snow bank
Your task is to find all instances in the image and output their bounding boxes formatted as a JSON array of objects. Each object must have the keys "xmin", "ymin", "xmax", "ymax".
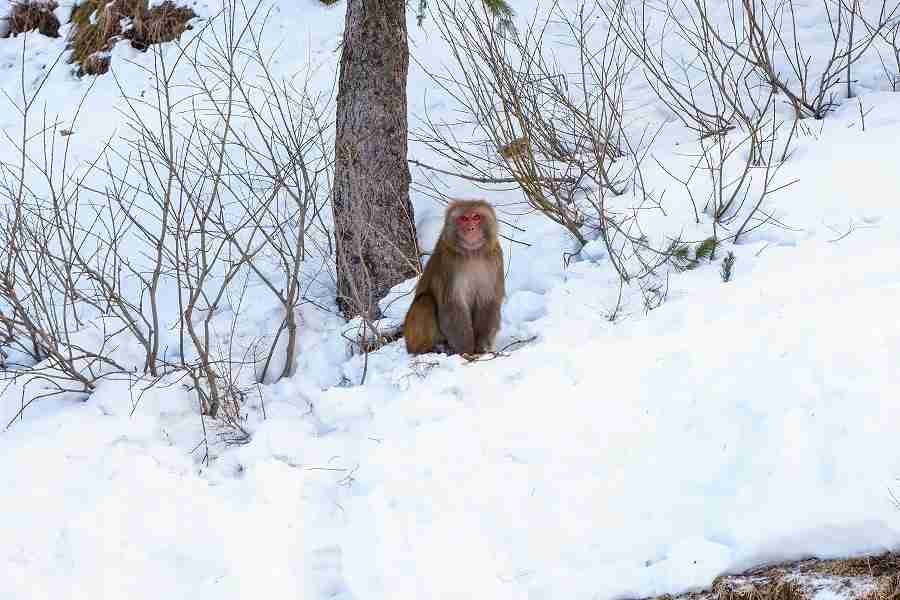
[
  {"xmin": 1, "ymin": 381, "xmax": 307, "ymax": 599},
  {"xmin": 337, "ymin": 224, "xmax": 900, "ymax": 599}
]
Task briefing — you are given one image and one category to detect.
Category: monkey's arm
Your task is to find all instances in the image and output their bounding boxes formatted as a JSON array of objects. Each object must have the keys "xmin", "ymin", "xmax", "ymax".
[{"xmin": 439, "ymin": 299, "xmax": 475, "ymax": 355}]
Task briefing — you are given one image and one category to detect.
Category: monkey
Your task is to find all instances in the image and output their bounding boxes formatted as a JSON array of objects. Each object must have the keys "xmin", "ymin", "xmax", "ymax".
[{"xmin": 403, "ymin": 199, "xmax": 505, "ymax": 356}]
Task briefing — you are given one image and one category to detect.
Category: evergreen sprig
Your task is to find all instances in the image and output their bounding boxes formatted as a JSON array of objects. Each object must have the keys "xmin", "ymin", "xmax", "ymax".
[
  {"xmin": 720, "ymin": 252, "xmax": 736, "ymax": 282},
  {"xmin": 695, "ymin": 237, "xmax": 717, "ymax": 261},
  {"xmin": 416, "ymin": 0, "xmax": 514, "ymax": 29}
]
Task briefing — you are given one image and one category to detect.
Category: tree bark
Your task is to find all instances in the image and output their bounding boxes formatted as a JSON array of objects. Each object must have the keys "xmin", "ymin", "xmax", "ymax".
[{"xmin": 333, "ymin": 0, "xmax": 419, "ymax": 320}]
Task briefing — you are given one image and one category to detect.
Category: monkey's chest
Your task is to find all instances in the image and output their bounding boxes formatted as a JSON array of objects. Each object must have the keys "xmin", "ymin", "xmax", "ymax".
[{"xmin": 450, "ymin": 260, "xmax": 496, "ymax": 306}]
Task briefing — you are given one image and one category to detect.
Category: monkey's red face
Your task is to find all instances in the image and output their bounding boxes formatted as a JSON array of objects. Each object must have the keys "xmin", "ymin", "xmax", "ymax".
[{"xmin": 455, "ymin": 210, "xmax": 485, "ymax": 249}]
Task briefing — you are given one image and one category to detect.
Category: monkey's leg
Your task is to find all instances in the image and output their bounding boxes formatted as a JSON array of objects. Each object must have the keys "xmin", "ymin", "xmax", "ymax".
[
  {"xmin": 404, "ymin": 294, "xmax": 441, "ymax": 354},
  {"xmin": 472, "ymin": 299, "xmax": 502, "ymax": 353},
  {"xmin": 439, "ymin": 300, "xmax": 475, "ymax": 355}
]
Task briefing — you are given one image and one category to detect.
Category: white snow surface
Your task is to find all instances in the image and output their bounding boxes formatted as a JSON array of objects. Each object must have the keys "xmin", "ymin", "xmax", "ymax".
[{"xmin": 2, "ymin": 0, "xmax": 900, "ymax": 598}]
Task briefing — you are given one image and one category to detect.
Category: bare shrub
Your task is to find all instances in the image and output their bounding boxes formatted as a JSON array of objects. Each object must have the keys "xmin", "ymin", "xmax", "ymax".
[
  {"xmin": 2, "ymin": 0, "xmax": 60, "ymax": 38},
  {"xmin": 101, "ymin": 0, "xmax": 333, "ymax": 414},
  {"xmin": 611, "ymin": 0, "xmax": 780, "ymax": 147},
  {"xmin": 618, "ymin": 0, "xmax": 898, "ymax": 123},
  {"xmin": 733, "ymin": 0, "xmax": 896, "ymax": 117},
  {"xmin": 0, "ymin": 47, "xmax": 131, "ymax": 407},
  {"xmin": 610, "ymin": 0, "xmax": 824, "ymax": 253},
  {"xmin": 876, "ymin": 14, "xmax": 900, "ymax": 89},
  {"xmin": 421, "ymin": 0, "xmax": 631, "ymax": 246},
  {"xmin": 419, "ymin": 0, "xmax": 775, "ymax": 292},
  {"xmin": 1, "ymin": 0, "xmax": 332, "ymax": 434},
  {"xmin": 419, "ymin": 0, "xmax": 681, "ymax": 282},
  {"xmin": 180, "ymin": 1, "xmax": 334, "ymax": 382},
  {"xmin": 661, "ymin": 114, "xmax": 797, "ymax": 247}
]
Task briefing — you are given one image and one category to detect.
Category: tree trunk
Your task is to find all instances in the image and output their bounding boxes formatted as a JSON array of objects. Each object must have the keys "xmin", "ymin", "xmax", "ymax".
[{"xmin": 333, "ymin": 0, "xmax": 419, "ymax": 320}]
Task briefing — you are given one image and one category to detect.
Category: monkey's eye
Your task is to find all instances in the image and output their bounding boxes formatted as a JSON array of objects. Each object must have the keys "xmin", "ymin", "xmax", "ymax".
[{"xmin": 471, "ymin": 214, "xmax": 482, "ymax": 222}]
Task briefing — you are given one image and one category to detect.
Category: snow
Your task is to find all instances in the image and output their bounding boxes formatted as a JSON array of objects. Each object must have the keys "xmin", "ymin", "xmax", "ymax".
[
  {"xmin": 332, "ymin": 219, "xmax": 900, "ymax": 599},
  {"xmin": 2, "ymin": 0, "xmax": 900, "ymax": 598}
]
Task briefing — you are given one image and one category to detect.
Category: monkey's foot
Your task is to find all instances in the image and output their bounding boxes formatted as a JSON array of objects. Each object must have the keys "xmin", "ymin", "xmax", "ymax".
[{"xmin": 431, "ymin": 342, "xmax": 452, "ymax": 355}]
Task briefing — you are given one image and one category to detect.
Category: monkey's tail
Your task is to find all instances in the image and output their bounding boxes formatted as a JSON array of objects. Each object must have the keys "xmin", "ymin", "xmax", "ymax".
[{"xmin": 403, "ymin": 293, "xmax": 441, "ymax": 354}]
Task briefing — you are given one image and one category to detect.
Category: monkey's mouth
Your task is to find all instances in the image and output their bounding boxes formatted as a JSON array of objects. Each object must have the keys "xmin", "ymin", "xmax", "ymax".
[{"xmin": 458, "ymin": 235, "xmax": 485, "ymax": 251}]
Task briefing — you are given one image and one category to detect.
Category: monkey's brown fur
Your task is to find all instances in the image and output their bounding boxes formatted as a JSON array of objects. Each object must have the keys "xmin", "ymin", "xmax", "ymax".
[{"xmin": 404, "ymin": 199, "xmax": 505, "ymax": 355}]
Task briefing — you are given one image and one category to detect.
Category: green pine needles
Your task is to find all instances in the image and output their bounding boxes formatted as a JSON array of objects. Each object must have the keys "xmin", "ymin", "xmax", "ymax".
[
  {"xmin": 417, "ymin": 0, "xmax": 513, "ymax": 28},
  {"xmin": 667, "ymin": 236, "xmax": 728, "ymax": 273},
  {"xmin": 720, "ymin": 252, "xmax": 736, "ymax": 282}
]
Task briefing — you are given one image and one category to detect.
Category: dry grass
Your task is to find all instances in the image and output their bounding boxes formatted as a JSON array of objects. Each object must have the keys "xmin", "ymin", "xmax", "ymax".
[
  {"xmin": 858, "ymin": 575, "xmax": 900, "ymax": 600},
  {"xmin": 641, "ymin": 552, "xmax": 900, "ymax": 600},
  {"xmin": 68, "ymin": 0, "xmax": 138, "ymax": 71},
  {"xmin": 68, "ymin": 0, "xmax": 195, "ymax": 75},
  {"xmin": 713, "ymin": 576, "xmax": 807, "ymax": 600},
  {"xmin": 3, "ymin": 0, "xmax": 60, "ymax": 38},
  {"xmin": 127, "ymin": 1, "xmax": 196, "ymax": 48},
  {"xmin": 811, "ymin": 553, "xmax": 900, "ymax": 577},
  {"xmin": 79, "ymin": 52, "xmax": 110, "ymax": 75}
]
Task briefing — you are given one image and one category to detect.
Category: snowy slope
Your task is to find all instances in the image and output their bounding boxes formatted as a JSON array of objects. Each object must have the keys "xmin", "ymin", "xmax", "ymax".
[{"xmin": 2, "ymin": 0, "xmax": 900, "ymax": 598}]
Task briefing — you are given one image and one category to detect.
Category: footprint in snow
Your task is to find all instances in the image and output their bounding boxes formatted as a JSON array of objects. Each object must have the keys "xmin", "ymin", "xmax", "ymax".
[
  {"xmin": 309, "ymin": 546, "xmax": 354, "ymax": 600},
  {"xmin": 504, "ymin": 290, "xmax": 547, "ymax": 324}
]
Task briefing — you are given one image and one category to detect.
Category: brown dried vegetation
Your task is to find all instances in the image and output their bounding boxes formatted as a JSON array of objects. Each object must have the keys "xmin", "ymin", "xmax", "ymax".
[
  {"xmin": 2, "ymin": 0, "xmax": 60, "ymax": 38},
  {"xmin": 497, "ymin": 136, "xmax": 530, "ymax": 160},
  {"xmin": 642, "ymin": 553, "xmax": 900, "ymax": 600},
  {"xmin": 68, "ymin": 0, "xmax": 195, "ymax": 75}
]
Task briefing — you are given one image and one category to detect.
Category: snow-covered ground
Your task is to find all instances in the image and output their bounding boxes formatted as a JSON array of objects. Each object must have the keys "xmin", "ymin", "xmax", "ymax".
[{"xmin": 2, "ymin": 0, "xmax": 900, "ymax": 598}]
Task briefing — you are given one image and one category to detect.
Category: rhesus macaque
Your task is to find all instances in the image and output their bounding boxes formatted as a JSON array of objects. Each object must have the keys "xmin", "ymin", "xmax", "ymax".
[{"xmin": 403, "ymin": 199, "xmax": 505, "ymax": 356}]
